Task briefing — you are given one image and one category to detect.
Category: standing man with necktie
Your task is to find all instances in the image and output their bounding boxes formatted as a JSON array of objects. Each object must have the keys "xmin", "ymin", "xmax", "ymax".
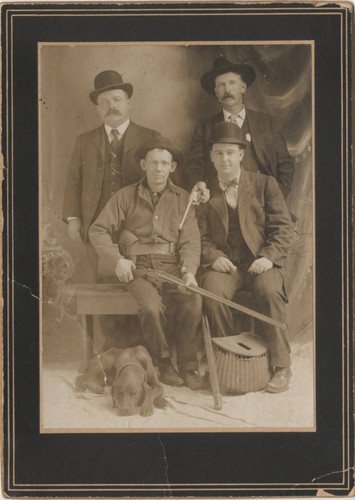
[
  {"xmin": 63, "ymin": 70, "xmax": 160, "ymax": 351},
  {"xmin": 183, "ymin": 56, "xmax": 295, "ymax": 200},
  {"xmin": 63, "ymin": 69, "xmax": 160, "ymax": 278},
  {"xmin": 199, "ymin": 122, "xmax": 294, "ymax": 393}
]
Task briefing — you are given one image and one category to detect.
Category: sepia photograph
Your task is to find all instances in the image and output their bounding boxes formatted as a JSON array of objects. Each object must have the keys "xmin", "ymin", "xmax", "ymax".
[
  {"xmin": 40, "ymin": 42, "xmax": 315, "ymax": 432},
  {"xmin": 3, "ymin": 2, "xmax": 353, "ymax": 496}
]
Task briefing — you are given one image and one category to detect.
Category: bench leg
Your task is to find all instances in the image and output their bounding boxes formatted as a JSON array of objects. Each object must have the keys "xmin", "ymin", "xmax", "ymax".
[{"xmin": 79, "ymin": 314, "xmax": 94, "ymax": 367}]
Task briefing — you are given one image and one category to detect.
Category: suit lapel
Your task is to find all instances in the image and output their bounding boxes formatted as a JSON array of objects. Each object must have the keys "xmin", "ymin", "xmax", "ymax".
[
  {"xmin": 237, "ymin": 169, "xmax": 254, "ymax": 221},
  {"xmin": 245, "ymin": 108, "xmax": 265, "ymax": 164},
  {"xmin": 209, "ymin": 177, "xmax": 229, "ymax": 238},
  {"xmin": 91, "ymin": 125, "xmax": 106, "ymax": 157},
  {"xmin": 122, "ymin": 121, "xmax": 141, "ymax": 157}
]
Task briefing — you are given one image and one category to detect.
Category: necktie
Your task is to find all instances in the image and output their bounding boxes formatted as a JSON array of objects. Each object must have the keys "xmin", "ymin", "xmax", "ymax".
[
  {"xmin": 228, "ymin": 114, "xmax": 243, "ymax": 128},
  {"xmin": 219, "ymin": 178, "xmax": 239, "ymax": 191},
  {"xmin": 110, "ymin": 129, "xmax": 121, "ymax": 152},
  {"xmin": 219, "ymin": 178, "xmax": 239, "ymax": 209}
]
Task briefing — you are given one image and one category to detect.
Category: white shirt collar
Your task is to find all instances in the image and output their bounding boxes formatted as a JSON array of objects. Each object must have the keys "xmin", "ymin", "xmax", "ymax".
[
  {"xmin": 104, "ymin": 119, "xmax": 130, "ymax": 137},
  {"xmin": 223, "ymin": 106, "xmax": 246, "ymax": 123}
]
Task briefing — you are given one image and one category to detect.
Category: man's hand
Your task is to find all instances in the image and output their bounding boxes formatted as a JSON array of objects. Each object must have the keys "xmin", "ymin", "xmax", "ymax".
[
  {"xmin": 178, "ymin": 272, "xmax": 198, "ymax": 294},
  {"xmin": 212, "ymin": 257, "xmax": 237, "ymax": 273},
  {"xmin": 115, "ymin": 258, "xmax": 136, "ymax": 283},
  {"xmin": 68, "ymin": 219, "xmax": 83, "ymax": 242},
  {"xmin": 192, "ymin": 181, "xmax": 210, "ymax": 205},
  {"xmin": 248, "ymin": 257, "xmax": 273, "ymax": 275}
]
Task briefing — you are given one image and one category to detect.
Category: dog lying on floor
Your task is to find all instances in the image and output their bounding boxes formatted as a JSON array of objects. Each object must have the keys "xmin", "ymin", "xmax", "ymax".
[{"xmin": 75, "ymin": 346, "xmax": 168, "ymax": 416}]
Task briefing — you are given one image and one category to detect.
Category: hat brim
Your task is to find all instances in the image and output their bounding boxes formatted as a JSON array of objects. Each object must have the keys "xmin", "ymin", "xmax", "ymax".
[
  {"xmin": 136, "ymin": 144, "xmax": 183, "ymax": 167},
  {"xmin": 201, "ymin": 63, "xmax": 256, "ymax": 95},
  {"xmin": 208, "ymin": 137, "xmax": 247, "ymax": 148},
  {"xmin": 90, "ymin": 82, "xmax": 133, "ymax": 104}
]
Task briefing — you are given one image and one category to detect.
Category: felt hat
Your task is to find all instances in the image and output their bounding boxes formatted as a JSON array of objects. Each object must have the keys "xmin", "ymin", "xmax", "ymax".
[
  {"xmin": 208, "ymin": 122, "xmax": 247, "ymax": 148},
  {"xmin": 201, "ymin": 56, "xmax": 256, "ymax": 95},
  {"xmin": 89, "ymin": 70, "xmax": 133, "ymax": 104},
  {"xmin": 136, "ymin": 136, "xmax": 184, "ymax": 166}
]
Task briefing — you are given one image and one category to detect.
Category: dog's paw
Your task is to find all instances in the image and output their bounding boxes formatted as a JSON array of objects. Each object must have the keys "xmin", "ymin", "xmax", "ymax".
[
  {"xmin": 140, "ymin": 405, "xmax": 154, "ymax": 417},
  {"xmin": 154, "ymin": 396, "xmax": 168, "ymax": 410},
  {"xmin": 88, "ymin": 382, "xmax": 105, "ymax": 394},
  {"xmin": 75, "ymin": 375, "xmax": 88, "ymax": 392}
]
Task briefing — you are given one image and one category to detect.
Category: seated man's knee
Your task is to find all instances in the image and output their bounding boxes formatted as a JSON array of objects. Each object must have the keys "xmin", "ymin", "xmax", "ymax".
[{"xmin": 201, "ymin": 271, "xmax": 229, "ymax": 296}]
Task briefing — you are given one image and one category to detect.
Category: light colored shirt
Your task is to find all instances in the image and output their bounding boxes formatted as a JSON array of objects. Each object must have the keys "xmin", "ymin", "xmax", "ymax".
[
  {"xmin": 223, "ymin": 106, "xmax": 246, "ymax": 128},
  {"xmin": 104, "ymin": 119, "xmax": 130, "ymax": 142},
  {"xmin": 218, "ymin": 171, "xmax": 241, "ymax": 210}
]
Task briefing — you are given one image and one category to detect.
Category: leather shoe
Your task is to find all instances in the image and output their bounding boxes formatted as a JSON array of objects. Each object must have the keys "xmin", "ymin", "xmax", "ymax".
[
  {"xmin": 159, "ymin": 358, "xmax": 184, "ymax": 386},
  {"xmin": 265, "ymin": 367, "xmax": 292, "ymax": 393},
  {"xmin": 181, "ymin": 370, "xmax": 208, "ymax": 390}
]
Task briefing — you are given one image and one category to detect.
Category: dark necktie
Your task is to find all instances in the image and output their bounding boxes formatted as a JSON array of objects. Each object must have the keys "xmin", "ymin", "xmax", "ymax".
[{"xmin": 110, "ymin": 129, "xmax": 121, "ymax": 152}]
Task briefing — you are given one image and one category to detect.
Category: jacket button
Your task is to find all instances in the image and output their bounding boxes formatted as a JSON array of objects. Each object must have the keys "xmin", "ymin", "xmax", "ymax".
[{"xmin": 154, "ymin": 215, "xmax": 158, "ymax": 219}]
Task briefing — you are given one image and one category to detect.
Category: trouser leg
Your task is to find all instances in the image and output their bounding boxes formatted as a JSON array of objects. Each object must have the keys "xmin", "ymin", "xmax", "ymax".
[
  {"xmin": 127, "ymin": 277, "xmax": 170, "ymax": 360},
  {"xmin": 200, "ymin": 270, "xmax": 245, "ymax": 337},
  {"xmin": 249, "ymin": 268, "xmax": 291, "ymax": 368},
  {"xmin": 164, "ymin": 287, "xmax": 202, "ymax": 371}
]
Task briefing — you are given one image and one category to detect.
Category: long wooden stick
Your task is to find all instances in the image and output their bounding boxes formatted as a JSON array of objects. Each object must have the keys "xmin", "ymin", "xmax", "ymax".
[
  {"xmin": 202, "ymin": 314, "xmax": 222, "ymax": 410},
  {"xmin": 146, "ymin": 269, "xmax": 286, "ymax": 330}
]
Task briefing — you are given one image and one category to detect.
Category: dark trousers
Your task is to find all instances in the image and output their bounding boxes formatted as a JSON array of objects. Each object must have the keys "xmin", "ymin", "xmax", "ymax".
[
  {"xmin": 126, "ymin": 255, "xmax": 202, "ymax": 371},
  {"xmin": 201, "ymin": 268, "xmax": 291, "ymax": 368}
]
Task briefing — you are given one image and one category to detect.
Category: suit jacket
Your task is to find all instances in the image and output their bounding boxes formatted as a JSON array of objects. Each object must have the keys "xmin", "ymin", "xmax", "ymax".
[
  {"xmin": 63, "ymin": 121, "xmax": 159, "ymax": 240},
  {"xmin": 199, "ymin": 170, "xmax": 293, "ymax": 280},
  {"xmin": 183, "ymin": 108, "xmax": 294, "ymax": 199}
]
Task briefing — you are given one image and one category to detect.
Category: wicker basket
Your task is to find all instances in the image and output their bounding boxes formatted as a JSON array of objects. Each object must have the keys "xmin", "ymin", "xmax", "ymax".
[{"xmin": 212, "ymin": 332, "xmax": 271, "ymax": 394}]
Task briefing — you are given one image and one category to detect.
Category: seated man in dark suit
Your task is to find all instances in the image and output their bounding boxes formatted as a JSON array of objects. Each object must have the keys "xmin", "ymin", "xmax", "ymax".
[
  {"xmin": 89, "ymin": 136, "xmax": 204, "ymax": 390},
  {"xmin": 184, "ymin": 56, "xmax": 295, "ymax": 200},
  {"xmin": 199, "ymin": 122, "xmax": 294, "ymax": 393}
]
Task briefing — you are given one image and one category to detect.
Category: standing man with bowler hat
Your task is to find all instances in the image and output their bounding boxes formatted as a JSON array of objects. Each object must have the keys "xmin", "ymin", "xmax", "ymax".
[
  {"xmin": 199, "ymin": 122, "xmax": 293, "ymax": 393},
  {"xmin": 183, "ymin": 56, "xmax": 295, "ymax": 200},
  {"xmin": 63, "ymin": 69, "xmax": 160, "ymax": 277},
  {"xmin": 63, "ymin": 70, "xmax": 160, "ymax": 350}
]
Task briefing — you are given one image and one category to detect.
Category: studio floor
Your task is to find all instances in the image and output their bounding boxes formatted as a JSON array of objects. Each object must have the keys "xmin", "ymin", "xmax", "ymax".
[{"xmin": 41, "ymin": 308, "xmax": 315, "ymax": 432}]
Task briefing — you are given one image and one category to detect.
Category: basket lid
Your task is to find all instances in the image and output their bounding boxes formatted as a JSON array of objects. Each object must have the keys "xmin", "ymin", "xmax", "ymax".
[{"xmin": 212, "ymin": 332, "xmax": 269, "ymax": 357}]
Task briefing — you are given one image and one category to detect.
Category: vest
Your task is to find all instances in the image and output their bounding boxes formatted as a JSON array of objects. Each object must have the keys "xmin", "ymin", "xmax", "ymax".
[
  {"xmin": 241, "ymin": 115, "xmax": 263, "ymax": 174},
  {"xmin": 226, "ymin": 204, "xmax": 254, "ymax": 270},
  {"xmin": 94, "ymin": 132, "xmax": 125, "ymax": 220}
]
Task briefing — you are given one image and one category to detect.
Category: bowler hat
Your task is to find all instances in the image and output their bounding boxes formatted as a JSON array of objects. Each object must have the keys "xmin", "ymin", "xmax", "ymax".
[
  {"xmin": 201, "ymin": 56, "xmax": 256, "ymax": 95},
  {"xmin": 136, "ymin": 136, "xmax": 184, "ymax": 166},
  {"xmin": 89, "ymin": 70, "xmax": 133, "ymax": 104},
  {"xmin": 208, "ymin": 122, "xmax": 247, "ymax": 148}
]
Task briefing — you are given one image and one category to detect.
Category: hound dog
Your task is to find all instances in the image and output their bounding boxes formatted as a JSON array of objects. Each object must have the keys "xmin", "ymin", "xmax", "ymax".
[{"xmin": 75, "ymin": 346, "xmax": 168, "ymax": 416}]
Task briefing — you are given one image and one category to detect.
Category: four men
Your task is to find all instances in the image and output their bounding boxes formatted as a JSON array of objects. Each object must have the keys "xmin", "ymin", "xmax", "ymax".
[{"xmin": 64, "ymin": 61, "xmax": 296, "ymax": 393}]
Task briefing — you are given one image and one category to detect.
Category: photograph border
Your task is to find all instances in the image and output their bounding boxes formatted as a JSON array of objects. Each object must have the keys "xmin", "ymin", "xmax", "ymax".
[{"xmin": 2, "ymin": 2, "xmax": 353, "ymax": 496}]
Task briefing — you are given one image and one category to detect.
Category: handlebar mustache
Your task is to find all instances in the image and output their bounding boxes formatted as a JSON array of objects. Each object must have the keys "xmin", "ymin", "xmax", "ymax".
[{"xmin": 105, "ymin": 109, "xmax": 121, "ymax": 116}]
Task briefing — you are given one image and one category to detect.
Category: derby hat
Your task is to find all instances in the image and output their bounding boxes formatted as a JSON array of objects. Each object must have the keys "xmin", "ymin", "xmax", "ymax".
[
  {"xmin": 136, "ymin": 136, "xmax": 184, "ymax": 166},
  {"xmin": 89, "ymin": 70, "xmax": 133, "ymax": 104},
  {"xmin": 201, "ymin": 56, "xmax": 256, "ymax": 95},
  {"xmin": 208, "ymin": 122, "xmax": 247, "ymax": 148}
]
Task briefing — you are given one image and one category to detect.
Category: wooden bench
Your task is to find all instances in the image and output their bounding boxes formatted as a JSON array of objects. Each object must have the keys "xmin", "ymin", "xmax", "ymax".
[
  {"xmin": 61, "ymin": 283, "xmax": 256, "ymax": 365},
  {"xmin": 61, "ymin": 283, "xmax": 140, "ymax": 363}
]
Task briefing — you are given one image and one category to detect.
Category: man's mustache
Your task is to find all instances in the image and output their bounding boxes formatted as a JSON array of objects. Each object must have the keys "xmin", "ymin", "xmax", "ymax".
[
  {"xmin": 106, "ymin": 108, "xmax": 121, "ymax": 116},
  {"xmin": 222, "ymin": 93, "xmax": 234, "ymax": 100}
]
